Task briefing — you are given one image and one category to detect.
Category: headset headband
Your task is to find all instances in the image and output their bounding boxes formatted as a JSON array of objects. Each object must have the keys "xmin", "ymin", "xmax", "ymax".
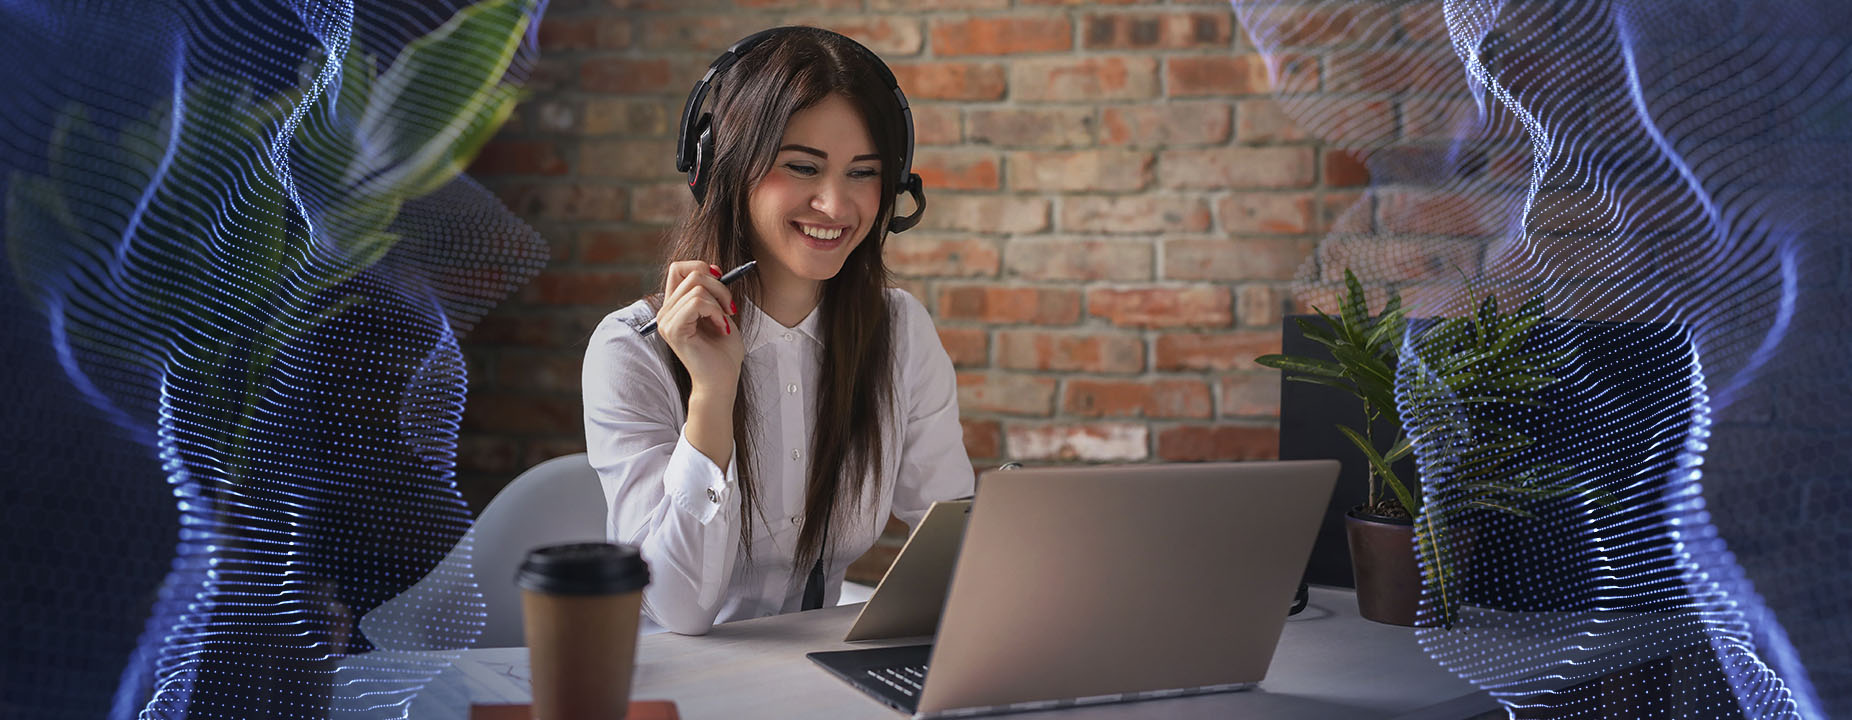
[{"xmin": 675, "ymin": 26, "xmax": 924, "ymax": 233}]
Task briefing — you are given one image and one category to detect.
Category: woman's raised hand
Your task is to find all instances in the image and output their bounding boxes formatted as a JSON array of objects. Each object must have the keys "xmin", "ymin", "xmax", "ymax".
[{"xmin": 658, "ymin": 260, "xmax": 745, "ymax": 397}]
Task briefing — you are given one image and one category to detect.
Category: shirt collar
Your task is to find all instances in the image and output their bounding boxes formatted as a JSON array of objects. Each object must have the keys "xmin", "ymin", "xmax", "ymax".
[{"xmin": 743, "ymin": 299, "xmax": 824, "ymax": 353}]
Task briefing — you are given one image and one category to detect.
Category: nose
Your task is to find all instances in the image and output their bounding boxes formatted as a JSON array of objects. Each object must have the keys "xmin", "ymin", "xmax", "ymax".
[{"xmin": 810, "ymin": 175, "xmax": 847, "ymax": 218}]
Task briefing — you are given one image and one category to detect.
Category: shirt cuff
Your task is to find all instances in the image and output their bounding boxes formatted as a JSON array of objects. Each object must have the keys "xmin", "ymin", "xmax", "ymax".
[{"xmin": 666, "ymin": 433, "xmax": 736, "ymax": 525}]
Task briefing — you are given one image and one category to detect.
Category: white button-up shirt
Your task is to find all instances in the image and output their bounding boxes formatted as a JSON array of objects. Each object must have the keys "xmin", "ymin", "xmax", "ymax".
[{"xmin": 583, "ymin": 288, "xmax": 974, "ymax": 635}]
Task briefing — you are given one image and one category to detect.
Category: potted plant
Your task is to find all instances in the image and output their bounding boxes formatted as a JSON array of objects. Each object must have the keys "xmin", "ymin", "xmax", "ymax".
[{"xmin": 1259, "ymin": 271, "xmax": 1572, "ymax": 626}]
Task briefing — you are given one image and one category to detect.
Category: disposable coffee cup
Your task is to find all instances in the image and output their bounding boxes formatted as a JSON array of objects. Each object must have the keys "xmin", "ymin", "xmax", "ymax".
[{"xmin": 518, "ymin": 542, "xmax": 651, "ymax": 720}]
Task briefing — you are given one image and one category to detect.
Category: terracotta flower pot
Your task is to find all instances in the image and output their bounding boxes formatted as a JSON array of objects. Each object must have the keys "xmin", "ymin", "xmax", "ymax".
[{"xmin": 1345, "ymin": 509, "xmax": 1421, "ymax": 626}]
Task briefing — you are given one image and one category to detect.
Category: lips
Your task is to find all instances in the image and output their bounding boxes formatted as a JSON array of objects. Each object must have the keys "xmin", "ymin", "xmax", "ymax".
[{"xmin": 791, "ymin": 221, "xmax": 849, "ymax": 250}]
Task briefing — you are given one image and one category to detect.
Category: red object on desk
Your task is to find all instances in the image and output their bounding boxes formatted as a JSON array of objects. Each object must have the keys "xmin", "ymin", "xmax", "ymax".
[{"xmin": 469, "ymin": 699, "xmax": 680, "ymax": 720}]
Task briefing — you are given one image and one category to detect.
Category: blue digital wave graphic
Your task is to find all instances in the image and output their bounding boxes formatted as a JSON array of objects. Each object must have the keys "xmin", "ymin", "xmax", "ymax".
[
  {"xmin": 1, "ymin": 0, "xmax": 547, "ymax": 717},
  {"xmin": 1235, "ymin": 1, "xmax": 1852, "ymax": 717}
]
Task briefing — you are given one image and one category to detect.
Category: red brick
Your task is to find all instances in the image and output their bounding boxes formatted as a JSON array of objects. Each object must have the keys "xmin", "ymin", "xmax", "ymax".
[
  {"xmin": 582, "ymin": 98, "xmax": 672, "ymax": 136},
  {"xmin": 1163, "ymin": 237, "xmax": 1314, "ymax": 282},
  {"xmin": 939, "ymin": 285, "xmax": 1081, "ymax": 325},
  {"xmin": 579, "ymin": 58, "xmax": 678, "ymax": 94},
  {"xmin": 938, "ymin": 328, "xmax": 990, "ymax": 367},
  {"xmin": 996, "ymin": 331, "xmax": 1144, "ymax": 373},
  {"xmin": 1010, "ymin": 57, "xmax": 1159, "ymax": 102},
  {"xmin": 787, "ymin": 17, "xmax": 925, "ymax": 56},
  {"xmin": 471, "ymin": 140, "xmax": 568, "ymax": 176},
  {"xmin": 1006, "ymin": 423, "xmax": 1148, "ymax": 461},
  {"xmin": 522, "ymin": 437, "xmax": 591, "ymax": 472},
  {"xmin": 1316, "ymin": 236, "xmax": 1484, "ymax": 285},
  {"xmin": 1154, "ymin": 331, "xmax": 1280, "ymax": 371},
  {"xmin": 631, "ymin": 183, "xmax": 694, "ymax": 224},
  {"xmin": 892, "ymin": 62, "xmax": 1008, "ymax": 101},
  {"xmin": 1397, "ymin": 3, "xmax": 1450, "ymax": 44},
  {"xmin": 884, "ymin": 234, "xmax": 1000, "ymax": 277},
  {"xmin": 527, "ymin": 56, "xmax": 572, "ymax": 94},
  {"xmin": 919, "ymin": 195, "xmax": 1050, "ymax": 233},
  {"xmin": 1326, "ymin": 50, "xmax": 1457, "ymax": 93},
  {"xmin": 1168, "ymin": 54, "xmax": 1318, "ymax": 97},
  {"xmin": 1159, "ymin": 146, "xmax": 1316, "ymax": 189},
  {"xmin": 1100, "ymin": 102, "xmax": 1231, "ymax": 146},
  {"xmin": 1377, "ymin": 190, "xmax": 1509, "ymax": 238},
  {"xmin": 538, "ymin": 17, "xmax": 628, "ymax": 51},
  {"xmin": 496, "ymin": 352, "xmax": 584, "ymax": 392},
  {"xmin": 870, "ymin": 0, "xmax": 1006, "ymax": 8},
  {"xmin": 1020, "ymin": 0, "xmax": 1141, "ymax": 5},
  {"xmin": 932, "ymin": 16, "xmax": 1072, "ymax": 56},
  {"xmin": 966, "ymin": 107, "xmax": 1096, "ymax": 147},
  {"xmin": 1321, "ymin": 192, "xmax": 1366, "ymax": 234},
  {"xmin": 1218, "ymin": 373, "xmax": 1282, "ymax": 418},
  {"xmin": 1235, "ymin": 99, "xmax": 1309, "ymax": 143},
  {"xmin": 457, "ymin": 432, "xmax": 522, "ymax": 477},
  {"xmin": 471, "ymin": 313, "xmax": 558, "ymax": 346},
  {"xmin": 635, "ymin": 15, "xmax": 776, "ymax": 52},
  {"xmin": 1236, "ymin": 284, "xmax": 1289, "ymax": 329},
  {"xmin": 1086, "ymin": 286, "xmax": 1232, "ymax": 328},
  {"xmin": 1060, "ymin": 196, "xmax": 1211, "ymax": 234},
  {"xmin": 523, "ymin": 268, "xmax": 652, "ymax": 307},
  {"xmin": 463, "ymin": 393, "xmax": 581, "ymax": 434},
  {"xmin": 581, "ymin": 139, "xmax": 676, "ymax": 181},
  {"xmin": 1082, "ymin": 11, "xmax": 1233, "ymax": 50},
  {"xmin": 1007, "ymin": 150, "xmax": 1152, "ymax": 192},
  {"xmin": 1241, "ymin": 3, "xmax": 1399, "ymax": 46},
  {"xmin": 495, "ymin": 183, "xmax": 628, "ymax": 222},
  {"xmin": 1402, "ymin": 98, "xmax": 1525, "ymax": 142},
  {"xmin": 580, "ymin": 227, "xmax": 664, "ymax": 265},
  {"xmin": 913, "ymin": 104, "xmax": 962, "ymax": 145},
  {"xmin": 1217, "ymin": 193, "xmax": 1316, "ymax": 234},
  {"xmin": 1288, "ymin": 98, "xmax": 1397, "ymax": 144},
  {"xmin": 1324, "ymin": 149, "xmax": 1371, "ymax": 187},
  {"xmin": 961, "ymin": 419, "xmax": 1003, "ymax": 459},
  {"xmin": 731, "ymin": 0, "xmax": 860, "ymax": 7},
  {"xmin": 912, "ymin": 149, "xmax": 1001, "ymax": 191},
  {"xmin": 1002, "ymin": 238, "xmax": 1151, "ymax": 282},
  {"xmin": 1155, "ymin": 425, "xmax": 1278, "ymax": 461},
  {"xmin": 1063, "ymin": 379, "xmax": 1212, "ymax": 419},
  {"xmin": 956, "ymin": 372, "xmax": 1058, "ymax": 415}
]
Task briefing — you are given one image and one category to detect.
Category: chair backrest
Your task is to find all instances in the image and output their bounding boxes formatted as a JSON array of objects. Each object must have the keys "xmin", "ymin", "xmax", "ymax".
[{"xmin": 468, "ymin": 453, "xmax": 613, "ymax": 647}]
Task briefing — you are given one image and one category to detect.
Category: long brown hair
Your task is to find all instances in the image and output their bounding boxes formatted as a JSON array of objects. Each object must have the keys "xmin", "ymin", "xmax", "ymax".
[{"xmin": 655, "ymin": 27, "xmax": 904, "ymax": 573}]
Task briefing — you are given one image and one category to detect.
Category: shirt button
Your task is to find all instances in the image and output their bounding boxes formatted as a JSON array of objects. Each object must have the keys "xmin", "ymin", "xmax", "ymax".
[
  {"xmin": 792, "ymin": 449, "xmax": 802, "ymax": 460},
  {"xmin": 790, "ymin": 515, "xmax": 801, "ymax": 526},
  {"xmin": 787, "ymin": 383, "xmax": 798, "ymax": 394},
  {"xmin": 706, "ymin": 488, "xmax": 718, "ymax": 502},
  {"xmin": 782, "ymin": 331, "xmax": 794, "ymax": 342}
]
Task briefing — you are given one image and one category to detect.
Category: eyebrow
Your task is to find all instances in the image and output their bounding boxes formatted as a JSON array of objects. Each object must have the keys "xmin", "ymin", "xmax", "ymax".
[{"xmin": 780, "ymin": 144, "xmax": 881, "ymax": 163}]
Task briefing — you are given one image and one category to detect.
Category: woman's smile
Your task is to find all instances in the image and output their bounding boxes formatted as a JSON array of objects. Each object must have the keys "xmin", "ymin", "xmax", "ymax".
[{"xmin": 792, "ymin": 220, "xmax": 850, "ymax": 250}]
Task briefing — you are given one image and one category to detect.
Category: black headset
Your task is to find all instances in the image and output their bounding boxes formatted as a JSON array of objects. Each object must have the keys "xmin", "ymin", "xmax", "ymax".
[{"xmin": 674, "ymin": 26, "xmax": 926, "ymax": 234}]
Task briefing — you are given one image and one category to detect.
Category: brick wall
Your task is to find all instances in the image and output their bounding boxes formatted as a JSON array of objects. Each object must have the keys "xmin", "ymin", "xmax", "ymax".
[{"xmin": 461, "ymin": 0, "xmax": 1353, "ymax": 579}]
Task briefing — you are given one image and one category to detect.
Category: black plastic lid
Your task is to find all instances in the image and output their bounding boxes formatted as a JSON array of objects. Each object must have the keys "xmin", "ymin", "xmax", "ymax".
[{"xmin": 516, "ymin": 542, "xmax": 651, "ymax": 596}]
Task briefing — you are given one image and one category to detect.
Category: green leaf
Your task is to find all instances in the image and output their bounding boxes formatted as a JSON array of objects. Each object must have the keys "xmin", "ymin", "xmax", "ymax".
[
  {"xmin": 354, "ymin": 0, "xmax": 532, "ymax": 195},
  {"xmin": 1255, "ymin": 354, "xmax": 1344, "ymax": 377},
  {"xmin": 1339, "ymin": 269, "xmax": 1368, "ymax": 338},
  {"xmin": 1337, "ymin": 424, "xmax": 1418, "ymax": 515}
]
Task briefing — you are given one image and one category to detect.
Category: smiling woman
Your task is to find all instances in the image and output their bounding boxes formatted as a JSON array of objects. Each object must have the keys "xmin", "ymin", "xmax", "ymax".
[{"xmin": 578, "ymin": 27, "xmax": 971, "ymax": 637}]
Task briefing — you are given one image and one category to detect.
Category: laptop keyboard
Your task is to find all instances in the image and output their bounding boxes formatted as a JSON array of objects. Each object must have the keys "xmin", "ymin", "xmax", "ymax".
[{"xmin": 865, "ymin": 663, "xmax": 929, "ymax": 697}]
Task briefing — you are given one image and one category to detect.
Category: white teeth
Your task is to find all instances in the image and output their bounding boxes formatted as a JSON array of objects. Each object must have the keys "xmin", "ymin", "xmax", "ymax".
[{"xmin": 797, "ymin": 224, "xmax": 843, "ymax": 241}]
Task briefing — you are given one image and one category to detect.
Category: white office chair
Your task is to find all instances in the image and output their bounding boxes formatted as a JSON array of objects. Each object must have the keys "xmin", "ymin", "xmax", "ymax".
[{"xmin": 364, "ymin": 453, "xmax": 875, "ymax": 650}]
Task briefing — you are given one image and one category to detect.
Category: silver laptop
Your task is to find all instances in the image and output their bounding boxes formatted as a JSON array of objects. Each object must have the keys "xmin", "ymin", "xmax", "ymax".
[{"xmin": 809, "ymin": 460, "xmax": 1339, "ymax": 718}]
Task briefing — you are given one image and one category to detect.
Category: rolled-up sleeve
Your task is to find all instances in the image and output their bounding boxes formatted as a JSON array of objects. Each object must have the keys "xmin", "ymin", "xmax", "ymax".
[
  {"xmin": 583, "ymin": 310, "xmax": 740, "ymax": 635},
  {"xmin": 888, "ymin": 291, "xmax": 976, "ymax": 529}
]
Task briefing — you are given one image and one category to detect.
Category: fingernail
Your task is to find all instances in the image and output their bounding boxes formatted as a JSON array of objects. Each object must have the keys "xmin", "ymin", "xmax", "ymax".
[
  {"xmin": 710, "ymin": 265, "xmax": 722, "ymax": 278},
  {"xmin": 730, "ymin": 301, "xmax": 737, "ymax": 314},
  {"xmin": 725, "ymin": 318, "xmax": 732, "ymax": 335}
]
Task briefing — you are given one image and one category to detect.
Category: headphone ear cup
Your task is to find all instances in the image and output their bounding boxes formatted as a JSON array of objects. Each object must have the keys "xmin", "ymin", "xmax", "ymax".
[{"xmin": 687, "ymin": 114, "xmax": 715, "ymax": 203}]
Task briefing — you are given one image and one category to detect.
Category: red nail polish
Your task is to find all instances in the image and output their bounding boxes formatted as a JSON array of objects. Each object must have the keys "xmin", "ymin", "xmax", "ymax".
[
  {"xmin": 730, "ymin": 301, "xmax": 737, "ymax": 314},
  {"xmin": 725, "ymin": 318, "xmax": 732, "ymax": 335},
  {"xmin": 710, "ymin": 266, "xmax": 722, "ymax": 278}
]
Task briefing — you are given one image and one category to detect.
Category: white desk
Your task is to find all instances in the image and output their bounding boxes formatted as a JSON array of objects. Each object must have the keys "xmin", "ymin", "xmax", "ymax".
[{"xmin": 413, "ymin": 586, "xmax": 1498, "ymax": 719}]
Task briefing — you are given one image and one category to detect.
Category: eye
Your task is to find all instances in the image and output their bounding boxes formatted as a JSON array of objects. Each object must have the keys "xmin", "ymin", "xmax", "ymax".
[
  {"xmin": 849, "ymin": 167, "xmax": 880, "ymax": 179},
  {"xmin": 783, "ymin": 162, "xmax": 818, "ymax": 176}
]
